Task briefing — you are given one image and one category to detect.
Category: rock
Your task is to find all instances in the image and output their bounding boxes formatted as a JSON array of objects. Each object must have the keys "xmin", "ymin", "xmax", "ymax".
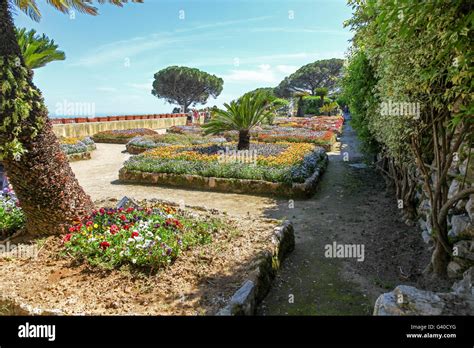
[
  {"xmin": 459, "ymin": 158, "xmax": 468, "ymax": 176},
  {"xmin": 466, "ymin": 195, "xmax": 474, "ymax": 221},
  {"xmin": 217, "ymin": 280, "xmax": 255, "ymax": 316},
  {"xmin": 448, "ymin": 179, "xmax": 460, "ymax": 200},
  {"xmin": 448, "ymin": 214, "xmax": 474, "ymax": 241},
  {"xmin": 448, "ymin": 261, "xmax": 465, "ymax": 279},
  {"xmin": 422, "ymin": 230, "xmax": 432, "ymax": 244},
  {"xmin": 453, "ymin": 240, "xmax": 474, "ymax": 261},
  {"xmin": 373, "ymin": 285, "xmax": 444, "ymax": 315},
  {"xmin": 374, "ymin": 284, "xmax": 474, "ymax": 315},
  {"xmin": 452, "ymin": 267, "xmax": 474, "ymax": 296},
  {"xmin": 417, "ymin": 199, "xmax": 431, "ymax": 217},
  {"xmin": 116, "ymin": 196, "xmax": 140, "ymax": 210}
]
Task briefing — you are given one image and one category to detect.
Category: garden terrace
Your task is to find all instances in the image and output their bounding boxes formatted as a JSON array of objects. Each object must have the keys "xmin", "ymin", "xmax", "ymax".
[
  {"xmin": 0, "ymin": 199, "xmax": 291, "ymax": 315},
  {"xmin": 126, "ymin": 134, "xmax": 227, "ymax": 154},
  {"xmin": 59, "ymin": 136, "xmax": 96, "ymax": 162},
  {"xmin": 92, "ymin": 129, "xmax": 158, "ymax": 144},
  {"xmin": 119, "ymin": 142, "xmax": 328, "ymax": 197}
]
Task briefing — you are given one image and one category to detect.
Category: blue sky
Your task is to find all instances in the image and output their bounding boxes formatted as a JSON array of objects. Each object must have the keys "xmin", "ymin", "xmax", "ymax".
[{"xmin": 13, "ymin": 0, "xmax": 353, "ymax": 116}]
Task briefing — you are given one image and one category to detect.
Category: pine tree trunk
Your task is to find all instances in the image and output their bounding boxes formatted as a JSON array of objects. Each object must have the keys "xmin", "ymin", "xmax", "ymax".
[
  {"xmin": 0, "ymin": 0, "xmax": 94, "ymax": 236},
  {"xmin": 237, "ymin": 130, "xmax": 250, "ymax": 150}
]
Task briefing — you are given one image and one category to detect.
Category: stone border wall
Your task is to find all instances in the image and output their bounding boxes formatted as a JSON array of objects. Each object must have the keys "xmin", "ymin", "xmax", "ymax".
[
  {"xmin": 217, "ymin": 220, "xmax": 295, "ymax": 315},
  {"xmin": 53, "ymin": 117, "xmax": 189, "ymax": 138},
  {"xmin": 118, "ymin": 154, "xmax": 328, "ymax": 198},
  {"xmin": 67, "ymin": 152, "xmax": 92, "ymax": 162}
]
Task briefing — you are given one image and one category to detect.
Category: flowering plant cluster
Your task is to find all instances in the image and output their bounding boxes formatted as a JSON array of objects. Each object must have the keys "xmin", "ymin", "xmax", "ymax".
[
  {"xmin": 127, "ymin": 134, "xmax": 227, "ymax": 149},
  {"xmin": 59, "ymin": 137, "xmax": 96, "ymax": 155},
  {"xmin": 0, "ymin": 187, "xmax": 25, "ymax": 238},
  {"xmin": 124, "ymin": 141, "xmax": 326, "ymax": 184},
  {"xmin": 63, "ymin": 205, "xmax": 219, "ymax": 269},
  {"xmin": 168, "ymin": 125, "xmax": 203, "ymax": 135},
  {"xmin": 274, "ymin": 116, "xmax": 344, "ymax": 135},
  {"xmin": 93, "ymin": 129, "xmax": 157, "ymax": 143}
]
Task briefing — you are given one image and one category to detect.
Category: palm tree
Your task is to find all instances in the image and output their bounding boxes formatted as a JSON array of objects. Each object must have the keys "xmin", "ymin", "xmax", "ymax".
[
  {"xmin": 315, "ymin": 87, "xmax": 328, "ymax": 104},
  {"xmin": 0, "ymin": 0, "xmax": 142, "ymax": 237},
  {"xmin": 202, "ymin": 92, "xmax": 276, "ymax": 150},
  {"xmin": 293, "ymin": 91, "xmax": 309, "ymax": 117},
  {"xmin": 15, "ymin": 27, "xmax": 65, "ymax": 70}
]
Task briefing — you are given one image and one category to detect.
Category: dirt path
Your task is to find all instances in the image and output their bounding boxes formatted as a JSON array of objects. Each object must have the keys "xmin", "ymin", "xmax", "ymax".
[
  {"xmin": 70, "ymin": 126, "xmax": 431, "ymax": 315},
  {"xmin": 257, "ymin": 124, "xmax": 430, "ymax": 315}
]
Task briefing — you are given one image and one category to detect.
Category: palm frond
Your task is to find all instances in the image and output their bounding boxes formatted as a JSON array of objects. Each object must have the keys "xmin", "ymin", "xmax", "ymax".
[
  {"xmin": 15, "ymin": 27, "xmax": 65, "ymax": 69},
  {"xmin": 202, "ymin": 91, "xmax": 277, "ymax": 136},
  {"xmin": 13, "ymin": 0, "xmax": 143, "ymax": 21}
]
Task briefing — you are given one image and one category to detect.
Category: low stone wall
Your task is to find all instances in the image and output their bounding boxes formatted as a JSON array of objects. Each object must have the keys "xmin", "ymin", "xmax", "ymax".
[
  {"xmin": 67, "ymin": 151, "xmax": 92, "ymax": 162},
  {"xmin": 217, "ymin": 220, "xmax": 295, "ymax": 315},
  {"xmin": 126, "ymin": 144, "xmax": 148, "ymax": 154},
  {"xmin": 53, "ymin": 117, "xmax": 188, "ymax": 138},
  {"xmin": 118, "ymin": 155, "xmax": 328, "ymax": 198}
]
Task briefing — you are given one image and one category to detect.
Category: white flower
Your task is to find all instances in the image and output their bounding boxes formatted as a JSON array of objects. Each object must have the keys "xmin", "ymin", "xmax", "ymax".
[
  {"xmin": 146, "ymin": 231, "xmax": 154, "ymax": 238},
  {"xmin": 88, "ymin": 238, "xmax": 96, "ymax": 243},
  {"xmin": 166, "ymin": 214, "xmax": 173, "ymax": 219},
  {"xmin": 127, "ymin": 238, "xmax": 136, "ymax": 244},
  {"xmin": 135, "ymin": 236, "xmax": 144, "ymax": 242},
  {"xmin": 132, "ymin": 259, "xmax": 137, "ymax": 264}
]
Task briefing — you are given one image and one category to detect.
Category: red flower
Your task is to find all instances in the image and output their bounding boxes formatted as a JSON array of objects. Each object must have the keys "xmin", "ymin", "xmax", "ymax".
[
  {"xmin": 126, "ymin": 207, "xmax": 135, "ymax": 213},
  {"xmin": 100, "ymin": 241, "xmax": 110, "ymax": 250},
  {"xmin": 63, "ymin": 234, "xmax": 72, "ymax": 243},
  {"xmin": 99, "ymin": 208, "xmax": 105, "ymax": 215},
  {"xmin": 68, "ymin": 226, "xmax": 76, "ymax": 233},
  {"xmin": 120, "ymin": 214, "xmax": 127, "ymax": 222},
  {"xmin": 131, "ymin": 231, "xmax": 139, "ymax": 238},
  {"xmin": 110, "ymin": 224, "xmax": 119, "ymax": 235},
  {"xmin": 86, "ymin": 221, "xmax": 93, "ymax": 227}
]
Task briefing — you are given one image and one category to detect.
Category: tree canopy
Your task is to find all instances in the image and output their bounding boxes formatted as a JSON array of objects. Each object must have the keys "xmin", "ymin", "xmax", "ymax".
[
  {"xmin": 151, "ymin": 66, "xmax": 223, "ymax": 112},
  {"xmin": 275, "ymin": 58, "xmax": 344, "ymax": 97}
]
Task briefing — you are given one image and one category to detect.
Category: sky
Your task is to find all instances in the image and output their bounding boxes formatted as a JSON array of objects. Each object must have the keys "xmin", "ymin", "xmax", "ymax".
[{"xmin": 13, "ymin": 0, "xmax": 354, "ymax": 117}]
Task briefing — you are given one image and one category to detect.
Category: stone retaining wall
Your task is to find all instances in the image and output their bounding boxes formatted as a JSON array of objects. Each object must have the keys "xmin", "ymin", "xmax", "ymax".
[
  {"xmin": 53, "ymin": 117, "xmax": 189, "ymax": 138},
  {"xmin": 217, "ymin": 220, "xmax": 295, "ymax": 315}
]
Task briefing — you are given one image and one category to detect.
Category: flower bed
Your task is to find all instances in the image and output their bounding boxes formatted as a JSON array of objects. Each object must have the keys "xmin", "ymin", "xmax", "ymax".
[
  {"xmin": 168, "ymin": 125, "xmax": 204, "ymax": 135},
  {"xmin": 92, "ymin": 128, "xmax": 158, "ymax": 144},
  {"xmin": 59, "ymin": 136, "xmax": 96, "ymax": 162},
  {"xmin": 224, "ymin": 127, "xmax": 337, "ymax": 150},
  {"xmin": 126, "ymin": 134, "xmax": 227, "ymax": 154},
  {"xmin": 274, "ymin": 115, "xmax": 344, "ymax": 135},
  {"xmin": 0, "ymin": 188, "xmax": 24, "ymax": 239},
  {"xmin": 63, "ymin": 204, "xmax": 221, "ymax": 269},
  {"xmin": 119, "ymin": 142, "xmax": 328, "ymax": 197},
  {"xmin": 0, "ymin": 199, "xmax": 292, "ymax": 315},
  {"xmin": 254, "ymin": 128, "xmax": 337, "ymax": 150}
]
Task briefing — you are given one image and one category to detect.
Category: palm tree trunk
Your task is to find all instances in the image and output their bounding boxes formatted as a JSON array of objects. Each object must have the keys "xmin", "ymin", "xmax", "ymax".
[
  {"xmin": 237, "ymin": 130, "xmax": 250, "ymax": 150},
  {"xmin": 297, "ymin": 96, "xmax": 304, "ymax": 117},
  {"xmin": 0, "ymin": 0, "xmax": 94, "ymax": 236}
]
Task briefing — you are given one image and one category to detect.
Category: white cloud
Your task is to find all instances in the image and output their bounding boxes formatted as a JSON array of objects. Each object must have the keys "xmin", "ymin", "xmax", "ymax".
[
  {"xmin": 276, "ymin": 65, "xmax": 298, "ymax": 74},
  {"xmin": 224, "ymin": 64, "xmax": 278, "ymax": 83}
]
